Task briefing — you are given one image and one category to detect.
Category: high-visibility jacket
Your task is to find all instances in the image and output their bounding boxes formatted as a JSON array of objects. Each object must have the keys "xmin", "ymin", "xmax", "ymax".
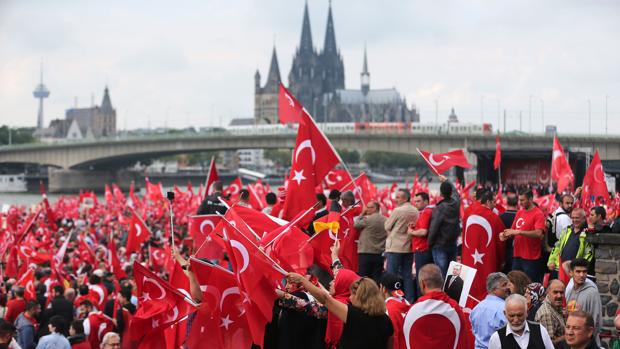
[{"xmin": 548, "ymin": 225, "xmax": 593, "ymax": 267}]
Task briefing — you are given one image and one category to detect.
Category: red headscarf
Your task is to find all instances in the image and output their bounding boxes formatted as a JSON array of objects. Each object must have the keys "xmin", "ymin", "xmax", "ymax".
[{"xmin": 325, "ymin": 269, "xmax": 360, "ymax": 348}]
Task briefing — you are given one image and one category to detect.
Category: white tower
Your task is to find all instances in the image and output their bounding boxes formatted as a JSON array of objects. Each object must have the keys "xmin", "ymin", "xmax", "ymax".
[{"xmin": 33, "ymin": 62, "xmax": 50, "ymax": 129}]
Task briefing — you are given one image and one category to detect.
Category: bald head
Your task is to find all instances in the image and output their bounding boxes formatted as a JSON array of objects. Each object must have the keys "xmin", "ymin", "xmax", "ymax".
[{"xmin": 418, "ymin": 264, "xmax": 444, "ymax": 292}]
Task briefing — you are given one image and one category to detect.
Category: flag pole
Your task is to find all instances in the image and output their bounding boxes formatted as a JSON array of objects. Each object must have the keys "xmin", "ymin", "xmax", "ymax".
[
  {"xmin": 416, "ymin": 148, "xmax": 440, "ymax": 176},
  {"xmin": 263, "ymin": 201, "xmax": 321, "ymax": 248}
]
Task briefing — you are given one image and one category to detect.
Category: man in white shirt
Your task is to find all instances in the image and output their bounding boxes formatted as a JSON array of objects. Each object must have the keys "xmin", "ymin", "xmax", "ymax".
[
  {"xmin": 552, "ymin": 194, "xmax": 574, "ymax": 240},
  {"xmin": 488, "ymin": 294, "xmax": 554, "ymax": 349}
]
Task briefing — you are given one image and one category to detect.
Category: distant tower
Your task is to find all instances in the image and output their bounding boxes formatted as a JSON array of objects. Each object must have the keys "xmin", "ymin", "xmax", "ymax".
[
  {"xmin": 361, "ymin": 45, "xmax": 370, "ymax": 96},
  {"xmin": 448, "ymin": 107, "xmax": 459, "ymax": 123},
  {"xmin": 33, "ymin": 62, "xmax": 50, "ymax": 129}
]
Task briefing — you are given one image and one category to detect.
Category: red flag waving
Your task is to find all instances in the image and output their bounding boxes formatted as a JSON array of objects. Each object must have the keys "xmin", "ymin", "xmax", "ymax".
[
  {"xmin": 582, "ymin": 150, "xmax": 610, "ymax": 206},
  {"xmin": 282, "ymin": 111, "xmax": 341, "ymax": 219},
  {"xmin": 107, "ymin": 236, "xmax": 127, "ymax": 280},
  {"xmin": 494, "ymin": 135, "xmax": 501, "ymax": 170},
  {"xmin": 204, "ymin": 156, "xmax": 220, "ymax": 197},
  {"xmin": 188, "ymin": 214, "xmax": 224, "ymax": 260},
  {"xmin": 417, "ymin": 148, "xmax": 472, "ymax": 175},
  {"xmin": 324, "ymin": 169, "xmax": 353, "ymax": 191},
  {"xmin": 125, "ymin": 208, "xmax": 152, "ymax": 257},
  {"xmin": 551, "ymin": 135, "xmax": 574, "ymax": 193},
  {"xmin": 278, "ymin": 83, "xmax": 303, "ymax": 124},
  {"xmin": 16, "ymin": 268, "xmax": 36, "ymax": 300},
  {"xmin": 461, "ymin": 205, "xmax": 506, "ymax": 302},
  {"xmin": 340, "ymin": 172, "xmax": 376, "ymax": 206},
  {"xmin": 403, "ymin": 291, "xmax": 474, "ymax": 349},
  {"xmin": 222, "ymin": 177, "xmax": 243, "ymax": 201}
]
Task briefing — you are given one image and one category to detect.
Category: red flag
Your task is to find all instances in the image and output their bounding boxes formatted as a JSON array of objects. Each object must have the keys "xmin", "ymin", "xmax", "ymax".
[
  {"xmin": 534, "ymin": 194, "xmax": 557, "ymax": 216},
  {"xmin": 112, "ymin": 183, "xmax": 125, "ymax": 203},
  {"xmin": 145, "ymin": 177, "xmax": 163, "ymax": 202},
  {"xmin": 278, "ymin": 83, "xmax": 303, "ymax": 124},
  {"xmin": 222, "ymin": 177, "xmax": 243, "ymax": 201},
  {"xmin": 16, "ymin": 268, "xmax": 36, "ymax": 300},
  {"xmin": 204, "ymin": 156, "xmax": 220, "ymax": 197},
  {"xmin": 149, "ymin": 245, "xmax": 167, "ymax": 269},
  {"xmin": 403, "ymin": 291, "xmax": 474, "ymax": 349},
  {"xmin": 222, "ymin": 219, "xmax": 285, "ymax": 346},
  {"xmin": 340, "ymin": 172, "xmax": 376, "ymax": 206},
  {"xmin": 551, "ymin": 136, "xmax": 574, "ymax": 193},
  {"xmin": 130, "ymin": 261, "xmax": 196, "ymax": 341},
  {"xmin": 39, "ymin": 182, "xmax": 58, "ymax": 231},
  {"xmin": 324, "ymin": 169, "xmax": 352, "ymax": 191},
  {"xmin": 582, "ymin": 150, "xmax": 610, "ymax": 206},
  {"xmin": 188, "ymin": 258, "xmax": 252, "ymax": 349},
  {"xmin": 107, "ymin": 236, "xmax": 127, "ymax": 280},
  {"xmin": 247, "ymin": 183, "xmax": 266, "ymax": 210},
  {"xmin": 125, "ymin": 208, "xmax": 152, "ymax": 257},
  {"xmin": 104, "ymin": 184, "xmax": 113, "ymax": 204},
  {"xmin": 417, "ymin": 148, "xmax": 472, "ymax": 175},
  {"xmin": 282, "ymin": 111, "xmax": 341, "ymax": 219},
  {"xmin": 188, "ymin": 214, "xmax": 224, "ymax": 260},
  {"xmin": 17, "ymin": 244, "xmax": 52, "ymax": 264},
  {"xmin": 493, "ymin": 135, "xmax": 501, "ymax": 170},
  {"xmin": 461, "ymin": 205, "xmax": 506, "ymax": 302}
]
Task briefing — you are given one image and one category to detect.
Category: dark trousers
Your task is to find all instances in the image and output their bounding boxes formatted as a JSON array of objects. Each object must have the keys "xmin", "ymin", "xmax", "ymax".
[
  {"xmin": 358, "ymin": 253, "xmax": 384, "ymax": 282},
  {"xmin": 512, "ymin": 257, "xmax": 543, "ymax": 283},
  {"xmin": 386, "ymin": 252, "xmax": 414, "ymax": 302},
  {"xmin": 413, "ymin": 250, "xmax": 434, "ymax": 301},
  {"xmin": 431, "ymin": 245, "xmax": 457, "ymax": 279}
]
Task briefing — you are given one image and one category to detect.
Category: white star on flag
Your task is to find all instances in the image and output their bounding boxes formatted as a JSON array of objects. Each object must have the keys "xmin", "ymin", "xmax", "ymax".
[
  {"xmin": 472, "ymin": 249, "xmax": 485, "ymax": 265},
  {"xmin": 292, "ymin": 169, "xmax": 306, "ymax": 185},
  {"xmin": 220, "ymin": 314, "xmax": 234, "ymax": 330}
]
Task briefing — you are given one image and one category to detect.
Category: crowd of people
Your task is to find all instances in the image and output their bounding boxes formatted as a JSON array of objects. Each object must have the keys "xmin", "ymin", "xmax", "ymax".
[{"xmin": 0, "ymin": 171, "xmax": 619, "ymax": 349}]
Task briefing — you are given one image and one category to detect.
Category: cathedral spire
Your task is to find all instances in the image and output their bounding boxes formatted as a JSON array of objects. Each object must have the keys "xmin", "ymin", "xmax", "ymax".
[
  {"xmin": 264, "ymin": 46, "xmax": 281, "ymax": 92},
  {"xmin": 323, "ymin": 1, "xmax": 337, "ymax": 54},
  {"xmin": 299, "ymin": 1, "xmax": 314, "ymax": 54},
  {"xmin": 101, "ymin": 86, "xmax": 114, "ymax": 114},
  {"xmin": 361, "ymin": 45, "xmax": 370, "ymax": 95},
  {"xmin": 362, "ymin": 45, "xmax": 369, "ymax": 74}
]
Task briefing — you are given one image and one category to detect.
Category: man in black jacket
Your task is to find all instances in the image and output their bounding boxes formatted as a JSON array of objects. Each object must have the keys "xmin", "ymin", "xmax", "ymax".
[
  {"xmin": 428, "ymin": 175, "xmax": 461, "ymax": 278},
  {"xmin": 197, "ymin": 180, "xmax": 228, "ymax": 215},
  {"xmin": 40, "ymin": 285, "xmax": 74, "ymax": 337}
]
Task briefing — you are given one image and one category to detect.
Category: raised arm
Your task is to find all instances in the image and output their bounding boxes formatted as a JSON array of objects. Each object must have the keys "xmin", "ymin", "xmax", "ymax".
[{"xmin": 287, "ymin": 272, "xmax": 349, "ymax": 322}]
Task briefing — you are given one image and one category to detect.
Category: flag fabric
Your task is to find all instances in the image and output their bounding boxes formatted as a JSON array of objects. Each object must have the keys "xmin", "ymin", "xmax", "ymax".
[
  {"xmin": 493, "ymin": 135, "xmax": 501, "ymax": 170},
  {"xmin": 278, "ymin": 83, "xmax": 304, "ymax": 124},
  {"xmin": 145, "ymin": 178, "xmax": 163, "ymax": 202},
  {"xmin": 582, "ymin": 150, "xmax": 610, "ymax": 206},
  {"xmin": 324, "ymin": 169, "xmax": 353, "ymax": 191},
  {"xmin": 403, "ymin": 291, "xmax": 474, "ymax": 349},
  {"xmin": 417, "ymin": 148, "xmax": 472, "ymax": 175},
  {"xmin": 107, "ymin": 236, "xmax": 127, "ymax": 280},
  {"xmin": 340, "ymin": 172, "xmax": 376, "ymax": 206},
  {"xmin": 188, "ymin": 214, "xmax": 224, "ymax": 260},
  {"xmin": 16, "ymin": 268, "xmax": 36, "ymax": 300},
  {"xmin": 223, "ymin": 177, "xmax": 243, "ymax": 201},
  {"xmin": 282, "ymin": 111, "xmax": 341, "ymax": 219},
  {"xmin": 125, "ymin": 208, "xmax": 152, "ymax": 257},
  {"xmin": 204, "ymin": 156, "xmax": 220, "ymax": 197},
  {"xmin": 551, "ymin": 136, "xmax": 574, "ymax": 193},
  {"xmin": 461, "ymin": 204, "xmax": 506, "ymax": 302}
]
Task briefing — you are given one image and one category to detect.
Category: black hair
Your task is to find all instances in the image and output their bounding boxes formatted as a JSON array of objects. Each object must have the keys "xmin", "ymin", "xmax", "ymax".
[
  {"xmin": 475, "ymin": 188, "xmax": 487, "ymax": 201},
  {"xmin": 0, "ymin": 320, "xmax": 16, "ymax": 336},
  {"xmin": 415, "ymin": 192, "xmax": 429, "ymax": 202},
  {"xmin": 53, "ymin": 285, "xmax": 64, "ymax": 296},
  {"xmin": 70, "ymin": 320, "xmax": 85, "ymax": 335},
  {"xmin": 265, "ymin": 192, "xmax": 277, "ymax": 205},
  {"xmin": 570, "ymin": 258, "xmax": 589, "ymax": 271},
  {"xmin": 479, "ymin": 191, "xmax": 495, "ymax": 205},
  {"xmin": 13, "ymin": 287, "xmax": 24, "ymax": 298},
  {"xmin": 591, "ymin": 206, "xmax": 606, "ymax": 220},
  {"xmin": 519, "ymin": 189, "xmax": 533, "ymax": 200},
  {"xmin": 316, "ymin": 193, "xmax": 327, "ymax": 206},
  {"xmin": 507, "ymin": 195, "xmax": 518, "ymax": 207},
  {"xmin": 440, "ymin": 182, "xmax": 452, "ymax": 199},
  {"xmin": 25, "ymin": 300, "xmax": 39, "ymax": 312},
  {"xmin": 48, "ymin": 315, "xmax": 67, "ymax": 334},
  {"xmin": 89, "ymin": 274, "xmax": 101, "ymax": 285},
  {"xmin": 79, "ymin": 299, "xmax": 94, "ymax": 309},
  {"xmin": 78, "ymin": 285, "xmax": 90, "ymax": 296},
  {"xmin": 239, "ymin": 189, "xmax": 250, "ymax": 200}
]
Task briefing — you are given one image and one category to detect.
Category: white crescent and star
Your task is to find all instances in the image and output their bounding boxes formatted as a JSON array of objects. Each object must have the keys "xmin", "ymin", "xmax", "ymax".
[
  {"xmin": 284, "ymin": 92, "xmax": 295, "ymax": 107},
  {"xmin": 292, "ymin": 170, "xmax": 307, "ymax": 185},
  {"xmin": 89, "ymin": 285, "xmax": 105, "ymax": 305},
  {"xmin": 220, "ymin": 287, "xmax": 240, "ymax": 310},
  {"xmin": 594, "ymin": 164, "xmax": 605, "ymax": 184},
  {"xmin": 200, "ymin": 220, "xmax": 215, "ymax": 235},
  {"xmin": 134, "ymin": 223, "xmax": 143, "ymax": 237},
  {"xmin": 325, "ymin": 172, "xmax": 342, "ymax": 186},
  {"xmin": 295, "ymin": 139, "xmax": 316, "ymax": 164},
  {"xmin": 230, "ymin": 240, "xmax": 250, "ymax": 274},
  {"xmin": 429, "ymin": 154, "xmax": 449, "ymax": 167},
  {"xmin": 464, "ymin": 215, "xmax": 492, "ymax": 249},
  {"xmin": 142, "ymin": 277, "xmax": 166, "ymax": 300},
  {"xmin": 403, "ymin": 299, "xmax": 461, "ymax": 349},
  {"xmin": 515, "ymin": 218, "xmax": 525, "ymax": 230}
]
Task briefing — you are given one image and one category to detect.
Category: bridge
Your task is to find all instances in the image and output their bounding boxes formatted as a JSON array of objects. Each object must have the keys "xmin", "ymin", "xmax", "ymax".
[{"xmin": 1, "ymin": 131, "xmax": 620, "ymax": 169}]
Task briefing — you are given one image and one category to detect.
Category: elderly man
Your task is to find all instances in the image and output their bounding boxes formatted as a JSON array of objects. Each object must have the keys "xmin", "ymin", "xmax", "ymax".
[
  {"xmin": 559, "ymin": 311, "xmax": 598, "ymax": 349},
  {"xmin": 535, "ymin": 279, "xmax": 566, "ymax": 346},
  {"xmin": 470, "ymin": 272, "xmax": 511, "ymax": 349},
  {"xmin": 385, "ymin": 188, "xmax": 418, "ymax": 301},
  {"xmin": 354, "ymin": 200, "xmax": 387, "ymax": 281},
  {"xmin": 100, "ymin": 332, "xmax": 121, "ymax": 348},
  {"xmin": 488, "ymin": 294, "xmax": 554, "ymax": 349}
]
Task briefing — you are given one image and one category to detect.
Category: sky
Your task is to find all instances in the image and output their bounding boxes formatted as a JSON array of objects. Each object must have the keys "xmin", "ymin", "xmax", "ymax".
[{"xmin": 0, "ymin": 0, "xmax": 618, "ymax": 135}]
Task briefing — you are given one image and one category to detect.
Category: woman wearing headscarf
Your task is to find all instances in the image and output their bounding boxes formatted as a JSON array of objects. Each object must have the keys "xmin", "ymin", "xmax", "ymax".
[{"xmin": 525, "ymin": 282, "xmax": 545, "ymax": 320}]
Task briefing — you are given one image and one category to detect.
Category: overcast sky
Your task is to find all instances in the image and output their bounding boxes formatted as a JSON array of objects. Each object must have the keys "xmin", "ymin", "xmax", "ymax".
[{"xmin": 0, "ymin": 0, "xmax": 618, "ymax": 134}]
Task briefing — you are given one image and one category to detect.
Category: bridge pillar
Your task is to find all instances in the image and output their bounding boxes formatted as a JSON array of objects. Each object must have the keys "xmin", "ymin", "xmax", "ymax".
[{"xmin": 48, "ymin": 168, "xmax": 139, "ymax": 193}]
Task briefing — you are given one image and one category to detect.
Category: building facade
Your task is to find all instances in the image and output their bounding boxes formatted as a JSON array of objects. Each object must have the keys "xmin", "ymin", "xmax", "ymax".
[
  {"xmin": 254, "ymin": 2, "xmax": 419, "ymax": 124},
  {"xmin": 63, "ymin": 86, "xmax": 116, "ymax": 139}
]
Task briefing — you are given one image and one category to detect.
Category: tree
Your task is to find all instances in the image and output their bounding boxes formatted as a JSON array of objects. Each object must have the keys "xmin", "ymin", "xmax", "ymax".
[
  {"xmin": 0, "ymin": 126, "xmax": 36, "ymax": 145},
  {"xmin": 362, "ymin": 151, "xmax": 423, "ymax": 169},
  {"xmin": 264, "ymin": 149, "xmax": 292, "ymax": 167},
  {"xmin": 337, "ymin": 149, "xmax": 360, "ymax": 164}
]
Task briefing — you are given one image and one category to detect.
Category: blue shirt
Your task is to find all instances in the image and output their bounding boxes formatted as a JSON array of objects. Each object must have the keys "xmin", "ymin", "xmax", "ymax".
[
  {"xmin": 35, "ymin": 333, "xmax": 71, "ymax": 349},
  {"xmin": 469, "ymin": 294, "xmax": 507, "ymax": 349}
]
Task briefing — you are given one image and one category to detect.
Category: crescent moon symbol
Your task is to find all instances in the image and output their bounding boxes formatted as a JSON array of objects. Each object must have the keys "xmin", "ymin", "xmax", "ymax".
[
  {"xmin": 594, "ymin": 164, "xmax": 605, "ymax": 184},
  {"xmin": 295, "ymin": 139, "xmax": 316, "ymax": 164},
  {"xmin": 403, "ymin": 299, "xmax": 461, "ymax": 349},
  {"xmin": 164, "ymin": 305, "xmax": 179, "ymax": 323},
  {"xmin": 429, "ymin": 154, "xmax": 449, "ymax": 166},
  {"xmin": 200, "ymin": 220, "xmax": 215, "ymax": 235},
  {"xmin": 464, "ymin": 215, "xmax": 492, "ymax": 249},
  {"xmin": 202, "ymin": 285, "xmax": 222, "ymax": 308},
  {"xmin": 220, "ymin": 287, "xmax": 240, "ymax": 310},
  {"xmin": 135, "ymin": 223, "xmax": 142, "ymax": 237},
  {"xmin": 230, "ymin": 240, "xmax": 250, "ymax": 274},
  {"xmin": 325, "ymin": 172, "xmax": 337, "ymax": 186},
  {"xmin": 515, "ymin": 217, "xmax": 525, "ymax": 229},
  {"xmin": 229, "ymin": 183, "xmax": 240, "ymax": 195},
  {"xmin": 143, "ymin": 277, "xmax": 166, "ymax": 300},
  {"xmin": 89, "ymin": 285, "xmax": 105, "ymax": 305}
]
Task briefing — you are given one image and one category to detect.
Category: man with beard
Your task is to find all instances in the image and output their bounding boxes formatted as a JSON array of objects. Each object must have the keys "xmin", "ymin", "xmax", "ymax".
[
  {"xmin": 535, "ymin": 279, "xmax": 566, "ymax": 346},
  {"xmin": 488, "ymin": 294, "xmax": 554, "ymax": 349}
]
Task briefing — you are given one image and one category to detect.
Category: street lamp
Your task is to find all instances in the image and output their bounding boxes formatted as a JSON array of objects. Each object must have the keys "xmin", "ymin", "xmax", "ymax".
[
  {"xmin": 540, "ymin": 99, "xmax": 545, "ymax": 133},
  {"xmin": 605, "ymin": 95, "xmax": 609, "ymax": 135}
]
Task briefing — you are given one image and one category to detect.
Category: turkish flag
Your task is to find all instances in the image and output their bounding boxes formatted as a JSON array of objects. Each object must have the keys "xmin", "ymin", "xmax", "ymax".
[
  {"xmin": 204, "ymin": 156, "xmax": 220, "ymax": 197},
  {"xmin": 149, "ymin": 245, "xmax": 167, "ymax": 269},
  {"xmin": 17, "ymin": 244, "xmax": 52, "ymax": 264},
  {"xmin": 582, "ymin": 150, "xmax": 610, "ymax": 206},
  {"xmin": 107, "ymin": 236, "xmax": 127, "ymax": 280},
  {"xmin": 188, "ymin": 258, "xmax": 252, "ymax": 349},
  {"xmin": 340, "ymin": 172, "xmax": 376, "ymax": 206},
  {"xmin": 551, "ymin": 136, "xmax": 574, "ymax": 193},
  {"xmin": 278, "ymin": 83, "xmax": 304, "ymax": 124},
  {"xmin": 230, "ymin": 205, "xmax": 286, "ymax": 239},
  {"xmin": 145, "ymin": 177, "xmax": 163, "ymax": 202},
  {"xmin": 188, "ymin": 214, "xmax": 224, "ymax": 259},
  {"xmin": 104, "ymin": 184, "xmax": 113, "ymax": 204},
  {"xmin": 131, "ymin": 261, "xmax": 196, "ymax": 341},
  {"xmin": 403, "ymin": 291, "xmax": 474, "ymax": 349},
  {"xmin": 126, "ymin": 208, "xmax": 151, "ymax": 257},
  {"xmin": 494, "ymin": 135, "xmax": 501, "ymax": 170},
  {"xmin": 223, "ymin": 176, "xmax": 243, "ymax": 201},
  {"xmin": 270, "ymin": 225, "xmax": 314, "ymax": 274},
  {"xmin": 39, "ymin": 183, "xmax": 58, "ymax": 231},
  {"xmin": 282, "ymin": 111, "xmax": 341, "ymax": 219},
  {"xmin": 247, "ymin": 183, "xmax": 266, "ymax": 210},
  {"xmin": 461, "ymin": 204, "xmax": 506, "ymax": 302},
  {"xmin": 222, "ymin": 220, "xmax": 284, "ymax": 346},
  {"xmin": 16, "ymin": 268, "xmax": 36, "ymax": 301},
  {"xmin": 417, "ymin": 148, "xmax": 472, "ymax": 175},
  {"xmin": 324, "ymin": 169, "xmax": 352, "ymax": 191},
  {"xmin": 534, "ymin": 194, "xmax": 557, "ymax": 216}
]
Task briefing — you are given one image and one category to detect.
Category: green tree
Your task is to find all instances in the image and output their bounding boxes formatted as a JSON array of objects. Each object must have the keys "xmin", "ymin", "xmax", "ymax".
[
  {"xmin": 264, "ymin": 149, "xmax": 292, "ymax": 167},
  {"xmin": 337, "ymin": 149, "xmax": 360, "ymax": 164},
  {"xmin": 0, "ymin": 126, "xmax": 36, "ymax": 145},
  {"xmin": 362, "ymin": 150, "xmax": 423, "ymax": 169}
]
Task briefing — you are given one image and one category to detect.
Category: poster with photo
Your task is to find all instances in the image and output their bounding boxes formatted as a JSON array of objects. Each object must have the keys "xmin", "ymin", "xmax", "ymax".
[{"xmin": 443, "ymin": 261, "xmax": 477, "ymax": 307}]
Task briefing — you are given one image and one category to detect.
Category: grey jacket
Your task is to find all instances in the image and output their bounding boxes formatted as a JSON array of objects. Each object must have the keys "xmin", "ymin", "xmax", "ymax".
[
  {"xmin": 428, "ymin": 181, "xmax": 461, "ymax": 248},
  {"xmin": 566, "ymin": 280, "xmax": 602, "ymax": 346},
  {"xmin": 354, "ymin": 212, "xmax": 387, "ymax": 254}
]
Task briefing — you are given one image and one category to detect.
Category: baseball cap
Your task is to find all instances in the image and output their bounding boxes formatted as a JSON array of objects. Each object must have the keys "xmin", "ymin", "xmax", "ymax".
[{"xmin": 379, "ymin": 273, "xmax": 405, "ymax": 298}]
